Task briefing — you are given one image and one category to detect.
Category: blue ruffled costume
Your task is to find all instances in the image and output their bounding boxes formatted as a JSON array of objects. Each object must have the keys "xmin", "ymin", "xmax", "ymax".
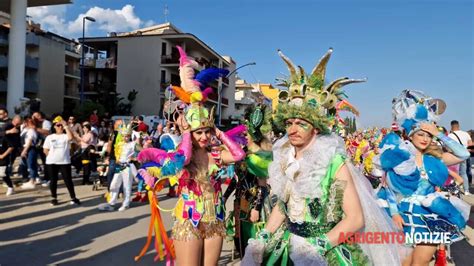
[{"xmin": 377, "ymin": 133, "xmax": 466, "ymax": 236}]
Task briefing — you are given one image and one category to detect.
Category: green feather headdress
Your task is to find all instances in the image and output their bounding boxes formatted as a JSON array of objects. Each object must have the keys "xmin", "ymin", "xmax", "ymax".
[
  {"xmin": 274, "ymin": 48, "xmax": 366, "ymax": 133},
  {"xmin": 244, "ymin": 104, "xmax": 273, "ymax": 143}
]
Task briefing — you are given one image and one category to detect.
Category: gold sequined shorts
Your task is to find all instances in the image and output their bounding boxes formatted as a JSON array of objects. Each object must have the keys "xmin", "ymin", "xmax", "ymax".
[{"xmin": 172, "ymin": 219, "xmax": 225, "ymax": 241}]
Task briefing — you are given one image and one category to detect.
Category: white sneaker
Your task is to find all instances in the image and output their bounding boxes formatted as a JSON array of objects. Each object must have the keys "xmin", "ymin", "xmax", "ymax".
[
  {"xmin": 118, "ymin": 205, "xmax": 129, "ymax": 212},
  {"xmin": 21, "ymin": 182, "xmax": 36, "ymax": 190},
  {"xmin": 35, "ymin": 178, "xmax": 41, "ymax": 184},
  {"xmin": 6, "ymin": 187, "xmax": 14, "ymax": 196},
  {"xmin": 98, "ymin": 203, "xmax": 115, "ymax": 212},
  {"xmin": 465, "ymin": 191, "xmax": 472, "ymax": 196},
  {"xmin": 41, "ymin": 181, "xmax": 50, "ymax": 187}
]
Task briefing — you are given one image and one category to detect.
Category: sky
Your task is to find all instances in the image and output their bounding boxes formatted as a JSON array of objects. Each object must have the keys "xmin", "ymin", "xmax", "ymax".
[{"xmin": 27, "ymin": 0, "xmax": 474, "ymax": 129}]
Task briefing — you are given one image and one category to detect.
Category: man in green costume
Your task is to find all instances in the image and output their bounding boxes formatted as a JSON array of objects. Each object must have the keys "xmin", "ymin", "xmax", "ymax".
[{"xmin": 242, "ymin": 49, "xmax": 403, "ymax": 266}]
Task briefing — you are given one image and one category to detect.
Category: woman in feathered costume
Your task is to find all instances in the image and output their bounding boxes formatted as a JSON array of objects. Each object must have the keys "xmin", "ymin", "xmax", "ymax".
[
  {"xmin": 223, "ymin": 104, "xmax": 274, "ymax": 258},
  {"xmin": 135, "ymin": 46, "xmax": 246, "ymax": 265},
  {"xmin": 373, "ymin": 90, "xmax": 470, "ymax": 266}
]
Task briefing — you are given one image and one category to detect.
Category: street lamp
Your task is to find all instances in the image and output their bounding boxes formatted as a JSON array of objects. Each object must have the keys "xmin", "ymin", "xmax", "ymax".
[
  {"xmin": 80, "ymin": 16, "xmax": 96, "ymax": 105},
  {"xmin": 217, "ymin": 62, "xmax": 256, "ymax": 127}
]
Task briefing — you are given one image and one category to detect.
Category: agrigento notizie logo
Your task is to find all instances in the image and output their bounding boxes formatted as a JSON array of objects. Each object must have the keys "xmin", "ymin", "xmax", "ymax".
[{"xmin": 338, "ymin": 232, "xmax": 452, "ymax": 245}]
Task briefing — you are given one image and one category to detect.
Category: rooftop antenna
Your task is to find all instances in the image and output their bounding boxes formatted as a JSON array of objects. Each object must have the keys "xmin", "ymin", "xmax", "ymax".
[{"xmin": 164, "ymin": 4, "xmax": 169, "ymax": 23}]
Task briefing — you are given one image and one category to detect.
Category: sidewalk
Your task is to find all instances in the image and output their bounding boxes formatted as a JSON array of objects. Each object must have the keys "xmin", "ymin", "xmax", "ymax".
[{"xmin": 0, "ymin": 177, "xmax": 239, "ymax": 266}]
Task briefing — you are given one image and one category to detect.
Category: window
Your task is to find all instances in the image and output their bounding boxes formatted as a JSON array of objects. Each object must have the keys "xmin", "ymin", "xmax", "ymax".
[
  {"xmin": 161, "ymin": 70, "xmax": 166, "ymax": 83},
  {"xmin": 161, "ymin": 42, "xmax": 167, "ymax": 56}
]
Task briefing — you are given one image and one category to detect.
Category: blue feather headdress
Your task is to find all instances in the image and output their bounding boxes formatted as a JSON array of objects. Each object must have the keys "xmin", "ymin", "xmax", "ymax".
[{"xmin": 392, "ymin": 90, "xmax": 446, "ymax": 136}]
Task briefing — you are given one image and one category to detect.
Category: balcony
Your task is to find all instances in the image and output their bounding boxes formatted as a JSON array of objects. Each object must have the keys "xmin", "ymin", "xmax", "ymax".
[
  {"xmin": 0, "ymin": 79, "xmax": 6, "ymax": 91},
  {"xmin": 0, "ymin": 55, "xmax": 38, "ymax": 69},
  {"xmin": 83, "ymin": 57, "xmax": 116, "ymax": 69},
  {"xmin": 65, "ymin": 68, "xmax": 80, "ymax": 79},
  {"xmin": 64, "ymin": 86, "xmax": 78, "ymax": 97},
  {"xmin": 0, "ymin": 55, "xmax": 7, "ymax": 67},
  {"xmin": 0, "ymin": 35, "xmax": 8, "ymax": 46},
  {"xmin": 25, "ymin": 56, "xmax": 39, "ymax": 69},
  {"xmin": 0, "ymin": 33, "xmax": 39, "ymax": 47},
  {"xmin": 0, "ymin": 78, "xmax": 38, "ymax": 92},
  {"xmin": 26, "ymin": 33, "xmax": 39, "ymax": 47},
  {"xmin": 161, "ymin": 54, "xmax": 179, "ymax": 65},
  {"xmin": 25, "ymin": 78, "xmax": 38, "ymax": 93}
]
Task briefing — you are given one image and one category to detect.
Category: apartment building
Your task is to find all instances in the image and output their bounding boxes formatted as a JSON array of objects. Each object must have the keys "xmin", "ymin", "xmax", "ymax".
[
  {"xmin": 234, "ymin": 79, "xmax": 275, "ymax": 120},
  {"xmin": 0, "ymin": 12, "xmax": 81, "ymax": 115},
  {"xmin": 0, "ymin": 0, "xmax": 72, "ymax": 114},
  {"xmin": 81, "ymin": 23, "xmax": 236, "ymax": 121}
]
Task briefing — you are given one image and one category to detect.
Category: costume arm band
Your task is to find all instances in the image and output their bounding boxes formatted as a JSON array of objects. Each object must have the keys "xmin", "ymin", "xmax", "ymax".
[
  {"xmin": 219, "ymin": 131, "xmax": 246, "ymax": 161},
  {"xmin": 178, "ymin": 131, "xmax": 192, "ymax": 165},
  {"xmin": 436, "ymin": 133, "xmax": 470, "ymax": 160}
]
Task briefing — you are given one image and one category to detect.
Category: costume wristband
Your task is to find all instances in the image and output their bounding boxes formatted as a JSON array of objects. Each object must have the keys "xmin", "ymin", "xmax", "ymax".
[
  {"xmin": 219, "ymin": 131, "xmax": 246, "ymax": 161},
  {"xmin": 257, "ymin": 228, "xmax": 271, "ymax": 243}
]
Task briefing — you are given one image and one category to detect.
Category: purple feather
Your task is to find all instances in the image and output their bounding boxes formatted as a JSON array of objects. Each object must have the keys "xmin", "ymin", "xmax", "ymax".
[
  {"xmin": 202, "ymin": 87, "xmax": 214, "ymax": 100},
  {"xmin": 195, "ymin": 68, "xmax": 229, "ymax": 90},
  {"xmin": 225, "ymin": 125, "xmax": 248, "ymax": 145}
]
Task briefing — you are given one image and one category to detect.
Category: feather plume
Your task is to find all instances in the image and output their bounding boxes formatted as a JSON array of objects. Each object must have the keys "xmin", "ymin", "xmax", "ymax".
[
  {"xmin": 137, "ymin": 148, "xmax": 168, "ymax": 163},
  {"xmin": 336, "ymin": 99, "xmax": 360, "ymax": 116},
  {"xmin": 171, "ymin": 86, "xmax": 191, "ymax": 103},
  {"xmin": 138, "ymin": 169, "xmax": 157, "ymax": 188},
  {"xmin": 176, "ymin": 45, "xmax": 200, "ymax": 93},
  {"xmin": 201, "ymin": 87, "xmax": 214, "ymax": 101},
  {"xmin": 225, "ymin": 125, "xmax": 248, "ymax": 145},
  {"xmin": 195, "ymin": 68, "xmax": 229, "ymax": 90}
]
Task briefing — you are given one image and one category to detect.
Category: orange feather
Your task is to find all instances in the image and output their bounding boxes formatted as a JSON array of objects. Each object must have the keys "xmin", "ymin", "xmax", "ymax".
[{"xmin": 171, "ymin": 86, "xmax": 191, "ymax": 103}]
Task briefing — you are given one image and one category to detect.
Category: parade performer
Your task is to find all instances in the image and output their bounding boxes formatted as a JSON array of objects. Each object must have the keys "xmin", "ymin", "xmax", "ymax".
[
  {"xmin": 373, "ymin": 90, "xmax": 470, "ymax": 266},
  {"xmin": 98, "ymin": 123, "xmax": 138, "ymax": 212},
  {"xmin": 135, "ymin": 45, "xmax": 246, "ymax": 265},
  {"xmin": 223, "ymin": 104, "xmax": 274, "ymax": 258},
  {"xmin": 242, "ymin": 48, "xmax": 402, "ymax": 266}
]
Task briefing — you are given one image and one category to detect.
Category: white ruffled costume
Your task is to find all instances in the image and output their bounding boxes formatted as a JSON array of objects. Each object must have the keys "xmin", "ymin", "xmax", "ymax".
[{"xmin": 242, "ymin": 133, "xmax": 406, "ymax": 265}]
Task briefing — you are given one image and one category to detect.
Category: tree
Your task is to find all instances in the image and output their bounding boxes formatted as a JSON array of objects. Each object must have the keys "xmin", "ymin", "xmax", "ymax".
[
  {"xmin": 114, "ymin": 89, "xmax": 138, "ymax": 115},
  {"xmin": 73, "ymin": 100, "xmax": 106, "ymax": 122}
]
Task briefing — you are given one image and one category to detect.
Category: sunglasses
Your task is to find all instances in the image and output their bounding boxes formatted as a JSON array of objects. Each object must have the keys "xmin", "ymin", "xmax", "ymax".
[{"xmin": 54, "ymin": 124, "xmax": 63, "ymax": 127}]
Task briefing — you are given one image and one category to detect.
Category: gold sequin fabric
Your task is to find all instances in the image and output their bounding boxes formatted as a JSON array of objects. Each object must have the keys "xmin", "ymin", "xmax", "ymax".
[{"xmin": 172, "ymin": 219, "xmax": 226, "ymax": 241}]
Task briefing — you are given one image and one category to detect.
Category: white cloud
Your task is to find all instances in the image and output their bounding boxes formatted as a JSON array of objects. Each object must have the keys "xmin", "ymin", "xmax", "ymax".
[{"xmin": 27, "ymin": 4, "xmax": 156, "ymax": 38}]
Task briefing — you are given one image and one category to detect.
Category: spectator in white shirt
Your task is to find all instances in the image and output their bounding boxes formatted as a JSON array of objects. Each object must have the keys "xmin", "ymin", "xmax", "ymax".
[
  {"xmin": 448, "ymin": 120, "xmax": 473, "ymax": 194},
  {"xmin": 43, "ymin": 117, "xmax": 80, "ymax": 206}
]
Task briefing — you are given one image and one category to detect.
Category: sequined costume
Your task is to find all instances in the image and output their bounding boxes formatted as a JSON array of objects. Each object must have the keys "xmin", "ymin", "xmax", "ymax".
[
  {"xmin": 172, "ymin": 148, "xmax": 227, "ymax": 241},
  {"xmin": 135, "ymin": 45, "xmax": 246, "ymax": 264}
]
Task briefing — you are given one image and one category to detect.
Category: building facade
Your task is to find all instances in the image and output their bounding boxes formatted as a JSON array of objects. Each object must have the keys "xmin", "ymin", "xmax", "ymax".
[
  {"xmin": 0, "ymin": 12, "xmax": 80, "ymax": 116},
  {"xmin": 0, "ymin": 0, "xmax": 72, "ymax": 114},
  {"xmin": 234, "ymin": 79, "xmax": 276, "ymax": 120},
  {"xmin": 81, "ymin": 23, "xmax": 236, "ymax": 121}
]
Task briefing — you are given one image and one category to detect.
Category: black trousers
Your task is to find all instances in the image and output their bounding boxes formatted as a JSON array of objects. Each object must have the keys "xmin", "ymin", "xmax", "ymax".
[
  {"xmin": 82, "ymin": 163, "xmax": 91, "ymax": 184},
  {"xmin": 47, "ymin": 164, "xmax": 76, "ymax": 200},
  {"xmin": 1, "ymin": 165, "xmax": 12, "ymax": 187}
]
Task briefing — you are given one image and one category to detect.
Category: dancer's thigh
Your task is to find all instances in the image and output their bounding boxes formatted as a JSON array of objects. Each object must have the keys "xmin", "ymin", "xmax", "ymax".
[
  {"xmin": 174, "ymin": 238, "xmax": 203, "ymax": 266},
  {"xmin": 203, "ymin": 236, "xmax": 223, "ymax": 266}
]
